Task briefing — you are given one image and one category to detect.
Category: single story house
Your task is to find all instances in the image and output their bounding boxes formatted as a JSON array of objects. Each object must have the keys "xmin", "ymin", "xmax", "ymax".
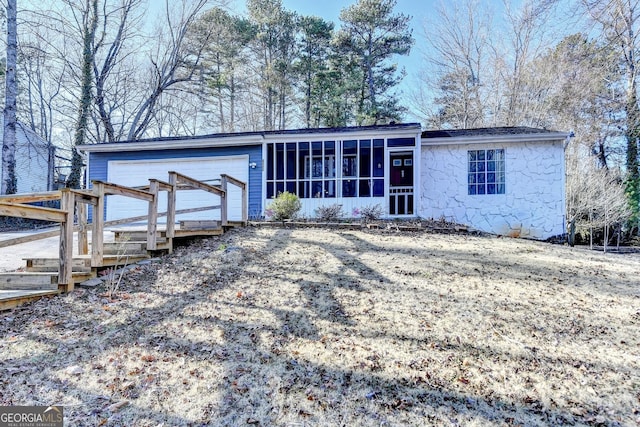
[
  {"xmin": 0, "ymin": 120, "xmax": 56, "ymax": 194},
  {"xmin": 77, "ymin": 124, "xmax": 568, "ymax": 240}
]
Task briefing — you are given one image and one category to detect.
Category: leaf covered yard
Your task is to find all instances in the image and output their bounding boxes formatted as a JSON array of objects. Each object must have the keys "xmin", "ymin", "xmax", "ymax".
[{"xmin": 0, "ymin": 227, "xmax": 639, "ymax": 426}]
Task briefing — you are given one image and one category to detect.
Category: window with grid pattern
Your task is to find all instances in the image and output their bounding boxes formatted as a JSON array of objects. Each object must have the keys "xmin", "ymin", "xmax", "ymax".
[{"xmin": 468, "ymin": 149, "xmax": 505, "ymax": 195}]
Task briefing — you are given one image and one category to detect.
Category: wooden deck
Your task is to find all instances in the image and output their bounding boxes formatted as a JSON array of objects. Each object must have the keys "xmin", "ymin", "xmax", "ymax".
[{"xmin": 0, "ymin": 172, "xmax": 247, "ymax": 310}]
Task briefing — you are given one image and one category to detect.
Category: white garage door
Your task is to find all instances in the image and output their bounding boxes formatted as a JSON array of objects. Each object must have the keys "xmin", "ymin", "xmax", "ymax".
[{"xmin": 106, "ymin": 155, "xmax": 248, "ymax": 223}]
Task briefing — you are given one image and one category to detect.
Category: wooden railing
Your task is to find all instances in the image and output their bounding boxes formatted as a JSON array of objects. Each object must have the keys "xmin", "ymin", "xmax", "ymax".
[{"xmin": 0, "ymin": 172, "xmax": 247, "ymax": 291}]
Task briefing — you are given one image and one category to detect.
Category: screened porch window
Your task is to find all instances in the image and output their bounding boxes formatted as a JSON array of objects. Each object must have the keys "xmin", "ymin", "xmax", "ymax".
[
  {"xmin": 266, "ymin": 138, "xmax": 385, "ymax": 199},
  {"xmin": 341, "ymin": 139, "xmax": 384, "ymax": 197},
  {"xmin": 266, "ymin": 141, "xmax": 336, "ymax": 199}
]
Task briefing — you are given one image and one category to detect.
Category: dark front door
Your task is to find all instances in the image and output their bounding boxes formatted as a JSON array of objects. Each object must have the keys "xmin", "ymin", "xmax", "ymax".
[{"xmin": 389, "ymin": 152, "xmax": 414, "ymax": 215}]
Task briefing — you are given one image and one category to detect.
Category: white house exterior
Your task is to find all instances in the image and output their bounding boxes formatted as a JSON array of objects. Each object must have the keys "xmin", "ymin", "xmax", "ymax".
[
  {"xmin": 420, "ymin": 127, "xmax": 567, "ymax": 239},
  {"xmin": 0, "ymin": 120, "xmax": 55, "ymax": 194},
  {"xmin": 79, "ymin": 124, "xmax": 568, "ymax": 240}
]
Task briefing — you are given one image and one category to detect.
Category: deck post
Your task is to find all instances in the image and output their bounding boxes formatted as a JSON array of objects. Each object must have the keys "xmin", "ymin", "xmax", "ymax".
[
  {"xmin": 242, "ymin": 181, "xmax": 248, "ymax": 224},
  {"xmin": 78, "ymin": 202, "xmax": 88, "ymax": 255},
  {"xmin": 59, "ymin": 189, "xmax": 74, "ymax": 291},
  {"xmin": 147, "ymin": 179, "xmax": 159, "ymax": 251},
  {"xmin": 166, "ymin": 173, "xmax": 177, "ymax": 252},
  {"xmin": 220, "ymin": 175, "xmax": 228, "ymax": 227},
  {"xmin": 91, "ymin": 182, "xmax": 105, "ymax": 267}
]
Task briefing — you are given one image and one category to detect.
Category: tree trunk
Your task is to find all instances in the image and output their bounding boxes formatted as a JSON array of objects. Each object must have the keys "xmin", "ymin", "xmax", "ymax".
[
  {"xmin": 624, "ymin": 8, "xmax": 640, "ymax": 235},
  {"xmin": 216, "ymin": 54, "xmax": 225, "ymax": 132},
  {"xmin": 230, "ymin": 73, "xmax": 235, "ymax": 133},
  {"xmin": 68, "ymin": 0, "xmax": 98, "ymax": 189},
  {"xmin": 625, "ymin": 62, "xmax": 640, "ymax": 235},
  {"xmin": 305, "ymin": 70, "xmax": 311, "ymax": 128},
  {"xmin": 1, "ymin": 0, "xmax": 18, "ymax": 195}
]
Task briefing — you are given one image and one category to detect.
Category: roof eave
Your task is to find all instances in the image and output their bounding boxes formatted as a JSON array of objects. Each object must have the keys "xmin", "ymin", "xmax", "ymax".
[
  {"xmin": 421, "ymin": 131, "xmax": 570, "ymax": 146},
  {"xmin": 77, "ymin": 124, "xmax": 423, "ymax": 153},
  {"xmin": 77, "ymin": 135, "xmax": 265, "ymax": 153},
  {"xmin": 263, "ymin": 126, "xmax": 421, "ymax": 142}
]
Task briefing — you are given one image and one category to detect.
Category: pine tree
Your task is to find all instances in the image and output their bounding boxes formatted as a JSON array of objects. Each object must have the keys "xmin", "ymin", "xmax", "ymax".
[{"xmin": 336, "ymin": 0, "xmax": 413, "ymax": 125}]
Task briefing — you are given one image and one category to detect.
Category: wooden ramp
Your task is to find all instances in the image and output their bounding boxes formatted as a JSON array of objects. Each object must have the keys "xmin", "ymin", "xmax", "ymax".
[
  {"xmin": 0, "ymin": 289, "xmax": 59, "ymax": 311},
  {"xmin": 0, "ymin": 172, "xmax": 247, "ymax": 310}
]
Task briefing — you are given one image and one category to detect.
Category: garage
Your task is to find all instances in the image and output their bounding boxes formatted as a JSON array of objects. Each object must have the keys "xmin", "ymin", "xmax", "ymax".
[{"xmin": 105, "ymin": 155, "xmax": 249, "ymax": 223}]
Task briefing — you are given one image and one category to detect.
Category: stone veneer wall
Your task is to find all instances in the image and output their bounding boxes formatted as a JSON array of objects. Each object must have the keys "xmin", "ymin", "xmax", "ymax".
[{"xmin": 419, "ymin": 140, "xmax": 565, "ymax": 239}]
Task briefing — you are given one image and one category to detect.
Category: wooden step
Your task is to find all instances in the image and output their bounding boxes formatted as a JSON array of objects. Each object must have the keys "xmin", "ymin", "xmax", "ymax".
[
  {"xmin": 0, "ymin": 271, "xmax": 95, "ymax": 291},
  {"xmin": 74, "ymin": 254, "xmax": 150, "ymax": 268},
  {"xmin": 113, "ymin": 230, "xmax": 167, "ymax": 243},
  {"xmin": 179, "ymin": 220, "xmax": 221, "ymax": 230},
  {"xmin": 0, "ymin": 272, "xmax": 58, "ymax": 290},
  {"xmin": 224, "ymin": 220, "xmax": 246, "ymax": 228},
  {"xmin": 102, "ymin": 241, "xmax": 147, "ymax": 255},
  {"xmin": 24, "ymin": 254, "xmax": 149, "ymax": 271},
  {"xmin": 25, "ymin": 257, "xmax": 92, "ymax": 273},
  {"xmin": 174, "ymin": 228, "xmax": 224, "ymax": 238},
  {"xmin": 0, "ymin": 289, "xmax": 59, "ymax": 311}
]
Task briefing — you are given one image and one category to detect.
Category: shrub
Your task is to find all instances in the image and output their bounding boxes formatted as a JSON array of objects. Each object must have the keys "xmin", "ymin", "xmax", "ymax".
[
  {"xmin": 359, "ymin": 204, "xmax": 384, "ymax": 222},
  {"xmin": 266, "ymin": 191, "xmax": 301, "ymax": 220},
  {"xmin": 315, "ymin": 204, "xmax": 344, "ymax": 222}
]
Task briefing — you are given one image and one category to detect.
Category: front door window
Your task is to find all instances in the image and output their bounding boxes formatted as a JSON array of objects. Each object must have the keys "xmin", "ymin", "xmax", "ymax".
[{"xmin": 389, "ymin": 152, "xmax": 414, "ymax": 215}]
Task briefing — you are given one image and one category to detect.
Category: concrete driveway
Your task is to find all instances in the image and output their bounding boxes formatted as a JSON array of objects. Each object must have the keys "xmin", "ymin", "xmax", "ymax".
[{"xmin": 0, "ymin": 228, "xmax": 115, "ymax": 272}]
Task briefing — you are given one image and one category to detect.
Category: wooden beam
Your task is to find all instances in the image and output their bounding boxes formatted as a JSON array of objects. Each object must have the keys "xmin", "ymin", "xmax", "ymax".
[
  {"xmin": 147, "ymin": 180, "xmax": 159, "ymax": 251},
  {"xmin": 0, "ymin": 205, "xmax": 221, "ymax": 250},
  {"xmin": 166, "ymin": 173, "xmax": 177, "ymax": 241},
  {"xmin": 0, "ymin": 290, "xmax": 58, "ymax": 311},
  {"xmin": 219, "ymin": 174, "xmax": 247, "ymax": 223},
  {"xmin": 91, "ymin": 182, "xmax": 105, "ymax": 268},
  {"xmin": 59, "ymin": 190, "xmax": 74, "ymax": 291},
  {"xmin": 101, "ymin": 205, "xmax": 220, "ymax": 228},
  {"xmin": 70, "ymin": 189, "xmax": 99, "ymax": 205},
  {"xmin": 92, "ymin": 180, "xmax": 154, "ymax": 201},
  {"xmin": 0, "ymin": 229, "xmax": 59, "ymax": 248},
  {"xmin": 133, "ymin": 179, "xmax": 172, "ymax": 192},
  {"xmin": 0, "ymin": 191, "xmax": 61, "ymax": 203},
  {"xmin": 0, "ymin": 202, "xmax": 67, "ymax": 223},
  {"xmin": 169, "ymin": 171, "xmax": 225, "ymax": 196},
  {"xmin": 77, "ymin": 202, "xmax": 89, "ymax": 255},
  {"xmin": 150, "ymin": 178, "xmax": 173, "ymax": 191},
  {"xmin": 220, "ymin": 175, "xmax": 228, "ymax": 227},
  {"xmin": 220, "ymin": 174, "xmax": 246, "ymax": 190}
]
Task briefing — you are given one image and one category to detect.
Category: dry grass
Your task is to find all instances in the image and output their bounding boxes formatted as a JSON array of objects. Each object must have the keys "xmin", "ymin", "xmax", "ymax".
[{"xmin": 1, "ymin": 226, "xmax": 639, "ymax": 426}]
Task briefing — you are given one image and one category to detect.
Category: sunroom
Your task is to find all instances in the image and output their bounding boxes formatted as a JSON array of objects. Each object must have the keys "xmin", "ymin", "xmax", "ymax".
[{"xmin": 263, "ymin": 123, "xmax": 422, "ymax": 219}]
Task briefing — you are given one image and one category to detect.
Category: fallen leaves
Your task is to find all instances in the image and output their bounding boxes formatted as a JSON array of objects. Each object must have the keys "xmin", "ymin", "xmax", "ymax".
[
  {"xmin": 0, "ymin": 227, "xmax": 638, "ymax": 426},
  {"xmin": 140, "ymin": 354, "xmax": 156, "ymax": 363}
]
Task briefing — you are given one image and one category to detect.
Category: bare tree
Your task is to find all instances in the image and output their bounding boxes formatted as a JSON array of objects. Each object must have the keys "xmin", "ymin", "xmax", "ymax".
[
  {"xmin": 566, "ymin": 142, "xmax": 631, "ymax": 248},
  {"xmin": 92, "ymin": 0, "xmax": 144, "ymax": 142},
  {"xmin": 2, "ymin": 0, "xmax": 18, "ymax": 194},
  {"xmin": 18, "ymin": 41, "xmax": 66, "ymax": 144},
  {"xmin": 126, "ymin": 0, "xmax": 212, "ymax": 140},
  {"xmin": 494, "ymin": 0, "xmax": 557, "ymax": 126},
  {"xmin": 580, "ymin": 0, "xmax": 640, "ymax": 233},
  {"xmin": 67, "ymin": 0, "xmax": 98, "ymax": 189},
  {"xmin": 419, "ymin": 0, "xmax": 491, "ymax": 129}
]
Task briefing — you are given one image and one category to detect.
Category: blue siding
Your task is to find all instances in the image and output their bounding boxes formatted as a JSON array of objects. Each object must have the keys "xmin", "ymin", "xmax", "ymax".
[{"xmin": 88, "ymin": 145, "xmax": 263, "ymax": 219}]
